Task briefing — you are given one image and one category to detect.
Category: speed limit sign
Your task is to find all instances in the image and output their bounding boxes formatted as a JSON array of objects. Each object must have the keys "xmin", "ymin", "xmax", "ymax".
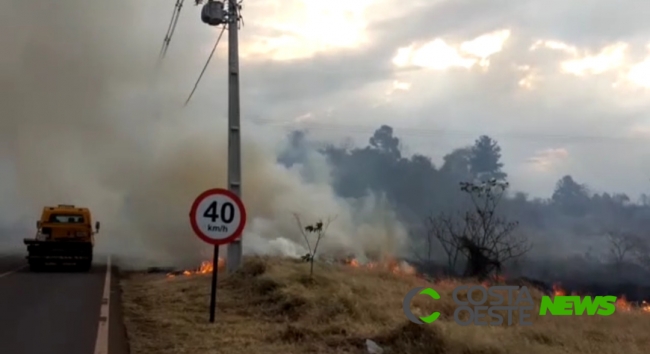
[{"xmin": 189, "ymin": 188, "xmax": 247, "ymax": 245}]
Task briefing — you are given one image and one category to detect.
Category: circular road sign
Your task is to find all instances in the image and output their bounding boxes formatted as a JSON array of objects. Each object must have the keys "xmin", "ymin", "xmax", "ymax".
[{"xmin": 189, "ymin": 188, "xmax": 247, "ymax": 245}]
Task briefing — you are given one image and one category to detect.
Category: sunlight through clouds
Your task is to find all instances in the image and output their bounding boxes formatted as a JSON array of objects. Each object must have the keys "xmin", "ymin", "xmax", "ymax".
[
  {"xmin": 390, "ymin": 80, "xmax": 411, "ymax": 92},
  {"xmin": 560, "ymin": 43, "xmax": 627, "ymax": 76},
  {"xmin": 529, "ymin": 40, "xmax": 579, "ymax": 55},
  {"xmin": 391, "ymin": 29, "xmax": 511, "ymax": 70},
  {"xmin": 241, "ymin": 0, "xmax": 386, "ymax": 60},
  {"xmin": 527, "ymin": 39, "xmax": 650, "ymax": 90},
  {"xmin": 393, "ymin": 39, "xmax": 477, "ymax": 69},
  {"xmin": 526, "ymin": 148, "xmax": 569, "ymax": 173},
  {"xmin": 516, "ymin": 65, "xmax": 542, "ymax": 89},
  {"xmin": 530, "ymin": 40, "xmax": 627, "ymax": 77},
  {"xmin": 460, "ymin": 29, "xmax": 511, "ymax": 66},
  {"xmin": 627, "ymin": 57, "xmax": 650, "ymax": 88}
]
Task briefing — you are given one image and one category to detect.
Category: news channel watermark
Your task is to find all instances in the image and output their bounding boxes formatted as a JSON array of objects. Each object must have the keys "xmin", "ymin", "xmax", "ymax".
[{"xmin": 402, "ymin": 285, "xmax": 616, "ymax": 326}]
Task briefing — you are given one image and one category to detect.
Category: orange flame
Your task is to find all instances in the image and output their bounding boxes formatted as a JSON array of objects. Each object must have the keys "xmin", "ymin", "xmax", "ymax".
[
  {"xmin": 550, "ymin": 284, "xmax": 649, "ymax": 313},
  {"xmin": 616, "ymin": 295, "xmax": 632, "ymax": 312},
  {"xmin": 344, "ymin": 256, "xmax": 416, "ymax": 276},
  {"xmin": 641, "ymin": 301, "xmax": 650, "ymax": 313},
  {"xmin": 164, "ymin": 256, "xmax": 650, "ymax": 314},
  {"xmin": 167, "ymin": 258, "xmax": 225, "ymax": 278},
  {"xmin": 552, "ymin": 283, "xmax": 566, "ymax": 296},
  {"xmin": 480, "ymin": 274, "xmax": 507, "ymax": 288}
]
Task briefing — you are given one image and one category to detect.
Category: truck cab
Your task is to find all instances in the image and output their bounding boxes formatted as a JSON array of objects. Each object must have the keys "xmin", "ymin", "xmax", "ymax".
[{"xmin": 24, "ymin": 204, "xmax": 100, "ymax": 271}]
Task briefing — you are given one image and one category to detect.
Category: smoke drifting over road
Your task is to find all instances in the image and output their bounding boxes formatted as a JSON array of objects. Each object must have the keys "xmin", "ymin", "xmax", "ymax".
[{"xmin": 0, "ymin": 1, "xmax": 408, "ymax": 267}]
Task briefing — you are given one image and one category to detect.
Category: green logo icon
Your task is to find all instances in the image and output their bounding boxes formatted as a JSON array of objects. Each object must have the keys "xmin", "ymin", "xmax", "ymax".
[{"xmin": 402, "ymin": 287, "xmax": 440, "ymax": 324}]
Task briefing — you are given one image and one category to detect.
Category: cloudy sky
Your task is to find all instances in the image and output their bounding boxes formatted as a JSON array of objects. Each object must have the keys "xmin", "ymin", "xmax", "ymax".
[
  {"xmin": 4, "ymin": 0, "xmax": 650, "ymax": 201},
  {"xmin": 141, "ymin": 0, "xmax": 650, "ymax": 199}
]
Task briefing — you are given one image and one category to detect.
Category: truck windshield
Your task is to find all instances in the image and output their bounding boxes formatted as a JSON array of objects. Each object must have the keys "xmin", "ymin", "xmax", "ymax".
[{"xmin": 48, "ymin": 214, "xmax": 85, "ymax": 223}]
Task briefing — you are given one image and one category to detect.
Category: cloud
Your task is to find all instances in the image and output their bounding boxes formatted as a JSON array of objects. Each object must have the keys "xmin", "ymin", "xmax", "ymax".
[
  {"xmin": 240, "ymin": 0, "xmax": 378, "ymax": 60},
  {"xmin": 391, "ymin": 29, "xmax": 511, "ymax": 71},
  {"xmin": 526, "ymin": 148, "xmax": 570, "ymax": 173}
]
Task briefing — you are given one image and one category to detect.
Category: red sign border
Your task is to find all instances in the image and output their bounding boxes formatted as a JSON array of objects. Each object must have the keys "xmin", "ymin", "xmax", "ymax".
[{"xmin": 189, "ymin": 188, "xmax": 247, "ymax": 246}]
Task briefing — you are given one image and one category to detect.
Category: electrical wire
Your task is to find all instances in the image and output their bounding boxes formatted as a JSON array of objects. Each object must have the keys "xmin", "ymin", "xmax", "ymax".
[
  {"xmin": 184, "ymin": 25, "xmax": 227, "ymax": 107},
  {"xmin": 160, "ymin": 0, "xmax": 185, "ymax": 59}
]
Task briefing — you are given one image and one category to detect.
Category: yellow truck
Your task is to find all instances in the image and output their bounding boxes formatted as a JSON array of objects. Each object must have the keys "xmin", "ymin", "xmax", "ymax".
[{"xmin": 23, "ymin": 204, "xmax": 100, "ymax": 271}]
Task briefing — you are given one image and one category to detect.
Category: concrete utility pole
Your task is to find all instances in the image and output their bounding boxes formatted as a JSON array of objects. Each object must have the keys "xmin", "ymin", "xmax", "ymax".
[{"xmin": 226, "ymin": 0, "xmax": 243, "ymax": 273}]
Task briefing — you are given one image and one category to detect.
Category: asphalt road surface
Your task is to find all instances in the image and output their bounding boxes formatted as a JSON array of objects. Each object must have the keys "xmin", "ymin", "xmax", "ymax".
[{"xmin": 0, "ymin": 252, "xmax": 129, "ymax": 354}]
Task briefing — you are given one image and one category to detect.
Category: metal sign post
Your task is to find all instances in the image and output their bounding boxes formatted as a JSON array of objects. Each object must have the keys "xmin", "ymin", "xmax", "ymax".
[{"xmin": 189, "ymin": 188, "xmax": 247, "ymax": 322}]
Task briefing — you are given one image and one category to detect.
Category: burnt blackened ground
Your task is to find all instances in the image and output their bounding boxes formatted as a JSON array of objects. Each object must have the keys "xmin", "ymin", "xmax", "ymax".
[{"xmin": 409, "ymin": 258, "xmax": 650, "ymax": 302}]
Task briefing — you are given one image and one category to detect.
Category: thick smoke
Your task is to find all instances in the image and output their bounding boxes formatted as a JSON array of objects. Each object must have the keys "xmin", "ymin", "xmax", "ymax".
[
  {"xmin": 110, "ymin": 132, "xmax": 408, "ymax": 267},
  {"xmin": 0, "ymin": 1, "xmax": 408, "ymax": 267}
]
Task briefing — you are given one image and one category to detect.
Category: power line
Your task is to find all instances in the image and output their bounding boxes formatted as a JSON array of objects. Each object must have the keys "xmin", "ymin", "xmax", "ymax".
[
  {"xmin": 159, "ymin": 0, "xmax": 185, "ymax": 60},
  {"xmin": 184, "ymin": 25, "xmax": 227, "ymax": 106}
]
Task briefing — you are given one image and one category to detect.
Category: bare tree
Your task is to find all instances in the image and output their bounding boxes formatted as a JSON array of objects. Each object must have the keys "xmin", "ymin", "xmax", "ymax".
[
  {"xmin": 409, "ymin": 228, "xmax": 431, "ymax": 263},
  {"xmin": 425, "ymin": 179, "xmax": 531, "ymax": 280},
  {"xmin": 294, "ymin": 214, "xmax": 335, "ymax": 277},
  {"xmin": 633, "ymin": 241, "xmax": 650, "ymax": 272},
  {"xmin": 410, "ymin": 220, "xmax": 459, "ymax": 276},
  {"xmin": 605, "ymin": 230, "xmax": 648, "ymax": 272},
  {"xmin": 606, "ymin": 231, "xmax": 636, "ymax": 267},
  {"xmin": 420, "ymin": 214, "xmax": 462, "ymax": 275}
]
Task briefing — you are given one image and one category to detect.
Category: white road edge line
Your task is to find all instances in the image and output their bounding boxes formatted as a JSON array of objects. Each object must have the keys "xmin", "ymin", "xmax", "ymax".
[
  {"xmin": 0, "ymin": 265, "xmax": 27, "ymax": 279},
  {"xmin": 94, "ymin": 255, "xmax": 111, "ymax": 354}
]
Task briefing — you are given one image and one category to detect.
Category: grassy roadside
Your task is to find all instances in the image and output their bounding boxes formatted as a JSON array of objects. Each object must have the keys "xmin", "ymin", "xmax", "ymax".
[{"xmin": 121, "ymin": 256, "xmax": 650, "ymax": 354}]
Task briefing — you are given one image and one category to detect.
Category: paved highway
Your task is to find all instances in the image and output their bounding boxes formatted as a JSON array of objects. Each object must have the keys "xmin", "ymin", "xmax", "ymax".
[{"xmin": 0, "ymin": 252, "xmax": 129, "ymax": 354}]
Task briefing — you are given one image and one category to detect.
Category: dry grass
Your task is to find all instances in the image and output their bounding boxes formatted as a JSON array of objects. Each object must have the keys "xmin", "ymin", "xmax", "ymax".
[{"xmin": 121, "ymin": 256, "xmax": 650, "ymax": 354}]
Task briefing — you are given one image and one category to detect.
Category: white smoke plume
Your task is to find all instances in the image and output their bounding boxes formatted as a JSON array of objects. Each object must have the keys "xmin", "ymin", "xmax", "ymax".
[{"xmin": 0, "ymin": 1, "xmax": 408, "ymax": 267}]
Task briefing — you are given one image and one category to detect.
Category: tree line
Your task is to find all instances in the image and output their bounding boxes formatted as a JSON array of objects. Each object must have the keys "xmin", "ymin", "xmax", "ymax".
[{"xmin": 279, "ymin": 125, "xmax": 650, "ymax": 280}]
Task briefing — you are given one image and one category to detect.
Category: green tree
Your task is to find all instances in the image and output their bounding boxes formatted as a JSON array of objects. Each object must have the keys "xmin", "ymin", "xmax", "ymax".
[
  {"xmin": 440, "ymin": 147, "xmax": 472, "ymax": 183},
  {"xmin": 294, "ymin": 215, "xmax": 335, "ymax": 277},
  {"xmin": 469, "ymin": 135, "xmax": 507, "ymax": 182},
  {"xmin": 369, "ymin": 125, "xmax": 401, "ymax": 159},
  {"xmin": 552, "ymin": 175, "xmax": 591, "ymax": 217}
]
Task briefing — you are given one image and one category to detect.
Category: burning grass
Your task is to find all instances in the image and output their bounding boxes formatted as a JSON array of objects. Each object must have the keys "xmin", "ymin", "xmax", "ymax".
[{"xmin": 121, "ymin": 256, "xmax": 650, "ymax": 354}]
